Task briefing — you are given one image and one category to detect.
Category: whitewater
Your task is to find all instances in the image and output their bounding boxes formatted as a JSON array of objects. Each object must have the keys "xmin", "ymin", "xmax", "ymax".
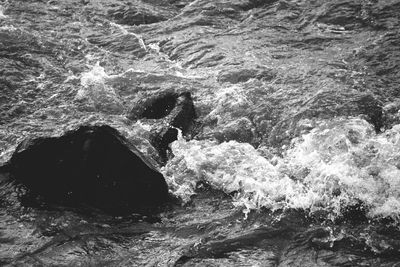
[{"xmin": 1, "ymin": 0, "xmax": 400, "ymax": 266}]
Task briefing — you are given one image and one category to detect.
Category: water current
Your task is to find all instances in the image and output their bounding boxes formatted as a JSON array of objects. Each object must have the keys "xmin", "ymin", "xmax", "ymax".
[{"xmin": 1, "ymin": 0, "xmax": 400, "ymax": 266}]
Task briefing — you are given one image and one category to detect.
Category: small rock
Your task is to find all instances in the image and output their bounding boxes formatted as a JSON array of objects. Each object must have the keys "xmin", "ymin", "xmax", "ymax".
[{"xmin": 129, "ymin": 91, "xmax": 196, "ymax": 159}]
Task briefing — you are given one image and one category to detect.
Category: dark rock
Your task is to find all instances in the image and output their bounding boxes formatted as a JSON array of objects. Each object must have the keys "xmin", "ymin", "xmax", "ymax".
[
  {"xmin": 153, "ymin": 127, "xmax": 180, "ymax": 158},
  {"xmin": 152, "ymin": 92, "xmax": 196, "ymax": 158},
  {"xmin": 130, "ymin": 91, "xmax": 179, "ymax": 120},
  {"xmin": 168, "ymin": 92, "xmax": 197, "ymax": 133},
  {"xmin": 8, "ymin": 125, "xmax": 169, "ymax": 215},
  {"xmin": 129, "ymin": 91, "xmax": 196, "ymax": 159}
]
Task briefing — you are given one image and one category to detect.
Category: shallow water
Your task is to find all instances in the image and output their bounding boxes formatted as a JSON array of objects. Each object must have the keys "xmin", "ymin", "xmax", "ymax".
[{"xmin": 1, "ymin": 0, "xmax": 400, "ymax": 266}]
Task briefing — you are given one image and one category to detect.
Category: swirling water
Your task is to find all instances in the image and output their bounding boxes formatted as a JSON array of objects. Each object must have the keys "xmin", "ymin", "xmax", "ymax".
[{"xmin": 1, "ymin": 0, "xmax": 400, "ymax": 266}]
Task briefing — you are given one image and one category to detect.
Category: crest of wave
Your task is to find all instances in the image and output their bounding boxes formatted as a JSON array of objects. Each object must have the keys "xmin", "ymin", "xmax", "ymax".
[{"xmin": 162, "ymin": 118, "xmax": 400, "ymax": 222}]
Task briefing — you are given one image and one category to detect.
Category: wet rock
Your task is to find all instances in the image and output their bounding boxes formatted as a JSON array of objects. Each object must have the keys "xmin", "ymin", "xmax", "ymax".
[
  {"xmin": 129, "ymin": 91, "xmax": 196, "ymax": 159},
  {"xmin": 168, "ymin": 92, "xmax": 197, "ymax": 133},
  {"xmin": 129, "ymin": 91, "xmax": 179, "ymax": 120},
  {"xmin": 150, "ymin": 92, "xmax": 196, "ymax": 157},
  {"xmin": 7, "ymin": 125, "xmax": 169, "ymax": 215}
]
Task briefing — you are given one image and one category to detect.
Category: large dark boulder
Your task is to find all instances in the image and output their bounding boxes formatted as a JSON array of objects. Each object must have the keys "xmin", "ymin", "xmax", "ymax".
[{"xmin": 8, "ymin": 125, "xmax": 169, "ymax": 215}]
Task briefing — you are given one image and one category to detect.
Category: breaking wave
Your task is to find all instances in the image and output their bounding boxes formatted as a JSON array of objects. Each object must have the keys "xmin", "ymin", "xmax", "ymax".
[{"xmin": 163, "ymin": 117, "xmax": 400, "ymax": 223}]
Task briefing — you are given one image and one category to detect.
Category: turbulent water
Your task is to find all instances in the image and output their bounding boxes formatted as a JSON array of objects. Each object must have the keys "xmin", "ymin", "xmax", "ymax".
[{"xmin": 1, "ymin": 0, "xmax": 400, "ymax": 266}]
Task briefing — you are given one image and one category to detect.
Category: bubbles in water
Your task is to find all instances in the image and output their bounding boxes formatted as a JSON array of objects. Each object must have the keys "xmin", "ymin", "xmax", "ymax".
[
  {"xmin": 286, "ymin": 118, "xmax": 400, "ymax": 221},
  {"xmin": 162, "ymin": 131, "xmax": 302, "ymax": 213},
  {"xmin": 163, "ymin": 117, "xmax": 400, "ymax": 223}
]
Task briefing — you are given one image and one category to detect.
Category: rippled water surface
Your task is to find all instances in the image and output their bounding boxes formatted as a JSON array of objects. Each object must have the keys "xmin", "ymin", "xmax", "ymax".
[{"xmin": 1, "ymin": 0, "xmax": 400, "ymax": 266}]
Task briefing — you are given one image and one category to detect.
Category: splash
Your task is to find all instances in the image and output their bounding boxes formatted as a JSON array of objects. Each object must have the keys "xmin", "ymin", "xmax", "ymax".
[
  {"xmin": 285, "ymin": 118, "xmax": 400, "ymax": 221},
  {"xmin": 76, "ymin": 64, "xmax": 124, "ymax": 114},
  {"xmin": 163, "ymin": 118, "xmax": 400, "ymax": 222}
]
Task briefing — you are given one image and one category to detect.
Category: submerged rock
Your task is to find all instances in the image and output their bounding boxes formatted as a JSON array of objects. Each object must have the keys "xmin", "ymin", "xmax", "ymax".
[{"xmin": 7, "ymin": 125, "xmax": 169, "ymax": 215}]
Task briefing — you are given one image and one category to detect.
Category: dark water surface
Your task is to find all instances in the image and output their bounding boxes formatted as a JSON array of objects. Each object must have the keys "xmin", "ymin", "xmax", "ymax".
[{"xmin": 1, "ymin": 0, "xmax": 400, "ymax": 266}]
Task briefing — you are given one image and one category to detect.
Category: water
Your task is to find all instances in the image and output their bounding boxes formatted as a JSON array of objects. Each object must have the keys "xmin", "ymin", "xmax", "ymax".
[
  {"xmin": 1, "ymin": 0, "xmax": 400, "ymax": 265},
  {"xmin": 164, "ymin": 118, "xmax": 400, "ymax": 222}
]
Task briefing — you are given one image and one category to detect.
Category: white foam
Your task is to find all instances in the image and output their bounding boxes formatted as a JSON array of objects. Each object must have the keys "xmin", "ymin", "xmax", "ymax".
[
  {"xmin": 77, "ymin": 64, "xmax": 124, "ymax": 114},
  {"xmin": 80, "ymin": 64, "xmax": 109, "ymax": 88},
  {"xmin": 163, "ymin": 117, "xmax": 400, "ymax": 222}
]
